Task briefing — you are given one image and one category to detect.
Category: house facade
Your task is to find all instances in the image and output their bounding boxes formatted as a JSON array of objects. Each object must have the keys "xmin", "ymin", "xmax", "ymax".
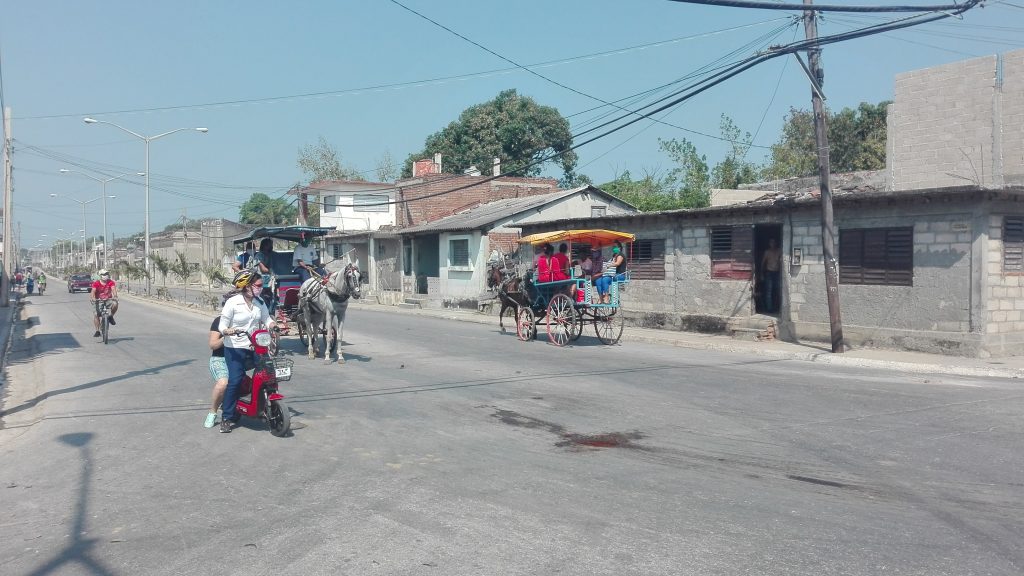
[
  {"xmin": 520, "ymin": 186, "xmax": 1024, "ymax": 357},
  {"xmin": 399, "ymin": 186, "xmax": 637, "ymax": 302}
]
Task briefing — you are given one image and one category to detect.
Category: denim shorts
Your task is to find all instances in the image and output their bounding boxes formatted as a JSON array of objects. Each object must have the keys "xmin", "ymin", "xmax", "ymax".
[{"xmin": 209, "ymin": 356, "xmax": 229, "ymax": 381}]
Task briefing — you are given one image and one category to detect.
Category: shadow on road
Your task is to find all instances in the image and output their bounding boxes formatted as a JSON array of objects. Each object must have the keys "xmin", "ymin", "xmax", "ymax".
[
  {"xmin": 24, "ymin": 432, "xmax": 116, "ymax": 576},
  {"xmin": 0, "ymin": 359, "xmax": 195, "ymax": 420}
]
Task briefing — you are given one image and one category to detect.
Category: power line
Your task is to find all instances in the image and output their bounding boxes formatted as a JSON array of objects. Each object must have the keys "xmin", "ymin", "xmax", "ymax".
[
  {"xmin": 11, "ymin": 19, "xmax": 788, "ymax": 122},
  {"xmin": 666, "ymin": 0, "xmax": 984, "ymax": 12}
]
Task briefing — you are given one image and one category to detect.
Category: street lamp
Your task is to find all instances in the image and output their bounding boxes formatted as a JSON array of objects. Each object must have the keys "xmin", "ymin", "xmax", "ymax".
[
  {"xmin": 84, "ymin": 117, "xmax": 208, "ymax": 294},
  {"xmin": 51, "ymin": 194, "xmax": 102, "ymax": 269},
  {"xmin": 59, "ymin": 169, "xmax": 141, "ymax": 268}
]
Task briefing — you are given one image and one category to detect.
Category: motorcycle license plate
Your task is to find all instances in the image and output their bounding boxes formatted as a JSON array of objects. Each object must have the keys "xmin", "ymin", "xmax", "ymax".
[{"xmin": 275, "ymin": 366, "xmax": 291, "ymax": 379}]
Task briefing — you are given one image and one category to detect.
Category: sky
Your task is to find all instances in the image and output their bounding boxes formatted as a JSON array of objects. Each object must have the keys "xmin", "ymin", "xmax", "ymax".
[{"xmin": 1, "ymin": 0, "xmax": 1022, "ymax": 252}]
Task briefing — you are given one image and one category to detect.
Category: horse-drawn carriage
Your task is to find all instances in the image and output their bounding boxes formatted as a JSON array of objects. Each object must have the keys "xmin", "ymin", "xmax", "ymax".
[
  {"xmin": 494, "ymin": 229, "xmax": 633, "ymax": 346},
  {"xmin": 233, "ymin": 225, "xmax": 362, "ymax": 361}
]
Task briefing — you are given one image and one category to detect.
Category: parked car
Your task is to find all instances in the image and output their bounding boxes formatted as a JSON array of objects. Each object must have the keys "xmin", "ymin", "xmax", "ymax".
[{"xmin": 68, "ymin": 274, "xmax": 93, "ymax": 293}]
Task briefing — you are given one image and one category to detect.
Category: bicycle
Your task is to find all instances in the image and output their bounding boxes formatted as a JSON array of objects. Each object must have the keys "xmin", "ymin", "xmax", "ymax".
[{"xmin": 97, "ymin": 299, "xmax": 116, "ymax": 344}]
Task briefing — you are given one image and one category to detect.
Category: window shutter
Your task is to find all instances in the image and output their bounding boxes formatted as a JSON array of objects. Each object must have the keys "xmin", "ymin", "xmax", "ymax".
[
  {"xmin": 450, "ymin": 239, "xmax": 470, "ymax": 267},
  {"xmin": 710, "ymin": 226, "xmax": 752, "ymax": 280},
  {"xmin": 631, "ymin": 239, "xmax": 665, "ymax": 280},
  {"xmin": 839, "ymin": 229, "xmax": 864, "ymax": 284},
  {"xmin": 1004, "ymin": 217, "xmax": 1024, "ymax": 272},
  {"xmin": 839, "ymin": 227, "xmax": 913, "ymax": 286}
]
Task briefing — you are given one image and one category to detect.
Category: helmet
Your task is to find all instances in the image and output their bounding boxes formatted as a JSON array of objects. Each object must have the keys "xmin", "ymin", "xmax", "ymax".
[
  {"xmin": 232, "ymin": 269, "xmax": 257, "ymax": 289},
  {"xmin": 98, "ymin": 269, "xmax": 109, "ymax": 276}
]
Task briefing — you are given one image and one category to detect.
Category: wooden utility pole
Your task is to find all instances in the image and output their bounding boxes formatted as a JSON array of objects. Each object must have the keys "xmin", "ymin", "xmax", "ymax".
[
  {"xmin": 2, "ymin": 107, "xmax": 11, "ymax": 307},
  {"xmin": 803, "ymin": 0, "xmax": 844, "ymax": 353}
]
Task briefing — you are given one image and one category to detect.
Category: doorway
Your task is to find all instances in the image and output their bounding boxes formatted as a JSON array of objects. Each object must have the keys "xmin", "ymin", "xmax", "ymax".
[{"xmin": 754, "ymin": 224, "xmax": 783, "ymax": 315}]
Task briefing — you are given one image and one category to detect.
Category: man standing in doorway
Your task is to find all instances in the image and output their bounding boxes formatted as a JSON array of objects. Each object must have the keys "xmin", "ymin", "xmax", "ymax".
[{"xmin": 760, "ymin": 238, "xmax": 782, "ymax": 314}]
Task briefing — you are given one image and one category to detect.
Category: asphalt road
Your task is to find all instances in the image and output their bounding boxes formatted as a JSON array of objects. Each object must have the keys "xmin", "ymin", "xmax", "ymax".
[{"xmin": 1, "ymin": 289, "xmax": 1022, "ymax": 575}]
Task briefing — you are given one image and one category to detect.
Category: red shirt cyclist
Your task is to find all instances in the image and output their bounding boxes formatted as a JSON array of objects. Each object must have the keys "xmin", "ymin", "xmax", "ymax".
[{"xmin": 90, "ymin": 269, "xmax": 119, "ymax": 337}]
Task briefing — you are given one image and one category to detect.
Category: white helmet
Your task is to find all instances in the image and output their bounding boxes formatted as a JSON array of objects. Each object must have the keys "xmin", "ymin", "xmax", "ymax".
[{"xmin": 98, "ymin": 269, "xmax": 109, "ymax": 276}]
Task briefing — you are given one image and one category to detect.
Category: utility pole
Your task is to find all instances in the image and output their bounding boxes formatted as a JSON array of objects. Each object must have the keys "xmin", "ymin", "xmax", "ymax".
[
  {"xmin": 803, "ymin": 0, "xmax": 844, "ymax": 352},
  {"xmin": 2, "ymin": 107, "xmax": 11, "ymax": 307}
]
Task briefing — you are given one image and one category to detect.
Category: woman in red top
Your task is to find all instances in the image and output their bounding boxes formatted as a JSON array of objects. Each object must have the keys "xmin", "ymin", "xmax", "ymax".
[
  {"xmin": 551, "ymin": 243, "xmax": 570, "ymax": 281},
  {"xmin": 535, "ymin": 243, "xmax": 554, "ymax": 283}
]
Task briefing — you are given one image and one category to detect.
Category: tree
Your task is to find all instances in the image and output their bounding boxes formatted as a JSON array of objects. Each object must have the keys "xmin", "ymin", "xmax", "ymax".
[
  {"xmin": 239, "ymin": 193, "xmax": 298, "ymax": 226},
  {"xmin": 150, "ymin": 253, "xmax": 171, "ymax": 290},
  {"xmin": 375, "ymin": 149, "xmax": 398, "ymax": 182},
  {"xmin": 660, "ymin": 137, "xmax": 711, "ymax": 208},
  {"xmin": 297, "ymin": 136, "xmax": 364, "ymax": 182},
  {"xmin": 710, "ymin": 115, "xmax": 760, "ymax": 190},
  {"xmin": 402, "ymin": 89, "xmax": 577, "ymax": 182},
  {"xmin": 763, "ymin": 101, "xmax": 890, "ymax": 180},
  {"xmin": 601, "ymin": 169, "xmax": 676, "ymax": 212},
  {"xmin": 170, "ymin": 251, "xmax": 193, "ymax": 304}
]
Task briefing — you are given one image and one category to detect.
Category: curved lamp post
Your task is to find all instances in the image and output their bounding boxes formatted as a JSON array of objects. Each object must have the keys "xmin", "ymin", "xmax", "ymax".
[
  {"xmin": 58, "ymin": 169, "xmax": 139, "ymax": 269},
  {"xmin": 84, "ymin": 117, "xmax": 207, "ymax": 293}
]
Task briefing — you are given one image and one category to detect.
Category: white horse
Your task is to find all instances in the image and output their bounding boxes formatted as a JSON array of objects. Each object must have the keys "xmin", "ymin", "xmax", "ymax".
[{"xmin": 298, "ymin": 263, "xmax": 362, "ymax": 364}]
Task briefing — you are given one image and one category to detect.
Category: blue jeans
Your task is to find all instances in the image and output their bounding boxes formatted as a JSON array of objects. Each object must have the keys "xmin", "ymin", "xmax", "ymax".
[
  {"xmin": 763, "ymin": 270, "xmax": 780, "ymax": 312},
  {"xmin": 596, "ymin": 273, "xmax": 627, "ymax": 295},
  {"xmin": 221, "ymin": 347, "xmax": 253, "ymax": 423}
]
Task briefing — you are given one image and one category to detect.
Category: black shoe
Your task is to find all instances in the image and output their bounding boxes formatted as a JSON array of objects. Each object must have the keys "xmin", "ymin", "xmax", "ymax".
[
  {"xmin": 108, "ymin": 316, "xmax": 116, "ymax": 326},
  {"xmin": 93, "ymin": 330, "xmax": 101, "ymax": 337},
  {"xmin": 219, "ymin": 420, "xmax": 233, "ymax": 433}
]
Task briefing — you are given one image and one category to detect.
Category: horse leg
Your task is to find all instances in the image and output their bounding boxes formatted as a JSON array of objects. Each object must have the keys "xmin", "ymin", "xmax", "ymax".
[
  {"xmin": 323, "ymin": 309, "xmax": 335, "ymax": 364},
  {"xmin": 302, "ymin": 303, "xmax": 317, "ymax": 360},
  {"xmin": 335, "ymin": 308, "xmax": 346, "ymax": 364}
]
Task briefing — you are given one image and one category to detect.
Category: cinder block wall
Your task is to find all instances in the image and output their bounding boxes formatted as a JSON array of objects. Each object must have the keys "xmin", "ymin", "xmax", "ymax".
[{"xmin": 889, "ymin": 49, "xmax": 1024, "ymax": 191}]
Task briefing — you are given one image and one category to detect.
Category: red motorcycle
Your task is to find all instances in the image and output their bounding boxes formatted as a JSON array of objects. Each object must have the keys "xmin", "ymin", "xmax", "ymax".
[{"xmin": 235, "ymin": 329, "xmax": 293, "ymax": 437}]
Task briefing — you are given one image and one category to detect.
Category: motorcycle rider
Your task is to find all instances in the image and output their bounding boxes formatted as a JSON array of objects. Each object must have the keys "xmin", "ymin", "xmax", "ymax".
[
  {"xmin": 90, "ymin": 269, "xmax": 119, "ymax": 337},
  {"xmin": 37, "ymin": 271, "xmax": 47, "ymax": 294},
  {"xmin": 218, "ymin": 269, "xmax": 276, "ymax": 433}
]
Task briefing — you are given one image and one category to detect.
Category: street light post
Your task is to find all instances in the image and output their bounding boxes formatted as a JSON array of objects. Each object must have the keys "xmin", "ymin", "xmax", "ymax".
[
  {"xmin": 51, "ymin": 194, "xmax": 102, "ymax": 269},
  {"xmin": 84, "ymin": 118, "xmax": 207, "ymax": 294},
  {"xmin": 59, "ymin": 169, "xmax": 140, "ymax": 268}
]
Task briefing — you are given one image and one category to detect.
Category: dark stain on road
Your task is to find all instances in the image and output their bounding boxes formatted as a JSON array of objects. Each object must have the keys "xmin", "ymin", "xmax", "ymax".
[
  {"xmin": 491, "ymin": 408, "xmax": 645, "ymax": 451},
  {"xmin": 787, "ymin": 474, "xmax": 849, "ymax": 488}
]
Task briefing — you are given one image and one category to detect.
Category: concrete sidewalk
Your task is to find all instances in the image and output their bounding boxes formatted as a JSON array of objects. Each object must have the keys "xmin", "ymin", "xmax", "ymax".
[
  {"xmin": 347, "ymin": 299, "xmax": 1024, "ymax": 380},
  {"xmin": 119, "ymin": 283, "xmax": 1024, "ymax": 380},
  {"xmin": 0, "ymin": 291, "xmax": 20, "ymax": 392}
]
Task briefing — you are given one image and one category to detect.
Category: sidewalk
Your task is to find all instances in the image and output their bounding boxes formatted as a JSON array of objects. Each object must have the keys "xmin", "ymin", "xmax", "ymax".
[
  {"xmin": 121, "ymin": 282, "xmax": 1024, "ymax": 380},
  {"xmin": 346, "ymin": 299, "xmax": 1024, "ymax": 380},
  {"xmin": 0, "ymin": 291, "xmax": 20, "ymax": 394}
]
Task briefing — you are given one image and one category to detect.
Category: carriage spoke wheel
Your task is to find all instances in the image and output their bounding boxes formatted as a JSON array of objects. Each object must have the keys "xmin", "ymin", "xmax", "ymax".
[
  {"xmin": 570, "ymin": 313, "xmax": 584, "ymax": 342},
  {"xmin": 593, "ymin": 307, "xmax": 624, "ymax": 345},
  {"xmin": 516, "ymin": 307, "xmax": 536, "ymax": 341},
  {"xmin": 546, "ymin": 294, "xmax": 576, "ymax": 347}
]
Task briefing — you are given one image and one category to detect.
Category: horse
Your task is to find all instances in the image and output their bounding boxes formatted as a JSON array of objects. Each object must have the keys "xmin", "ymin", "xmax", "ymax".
[
  {"xmin": 298, "ymin": 263, "xmax": 362, "ymax": 364},
  {"xmin": 495, "ymin": 269, "xmax": 537, "ymax": 333}
]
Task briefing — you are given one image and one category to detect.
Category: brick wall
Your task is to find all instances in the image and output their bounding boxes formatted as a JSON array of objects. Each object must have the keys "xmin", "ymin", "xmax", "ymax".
[
  {"xmin": 486, "ymin": 232, "xmax": 521, "ymax": 257},
  {"xmin": 395, "ymin": 174, "xmax": 559, "ymax": 227},
  {"xmin": 889, "ymin": 49, "xmax": 1024, "ymax": 190}
]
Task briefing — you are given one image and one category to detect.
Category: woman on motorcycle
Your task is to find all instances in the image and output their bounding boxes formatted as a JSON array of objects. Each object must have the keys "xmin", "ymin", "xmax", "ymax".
[{"xmin": 217, "ymin": 269, "xmax": 276, "ymax": 433}]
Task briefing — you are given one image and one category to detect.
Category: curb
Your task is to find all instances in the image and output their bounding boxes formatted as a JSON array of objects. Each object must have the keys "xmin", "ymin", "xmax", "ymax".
[{"xmin": 124, "ymin": 293, "xmax": 1023, "ymax": 381}]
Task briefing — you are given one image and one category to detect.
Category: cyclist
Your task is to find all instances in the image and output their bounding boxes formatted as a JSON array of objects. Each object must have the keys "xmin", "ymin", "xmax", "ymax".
[
  {"xmin": 217, "ymin": 269, "xmax": 275, "ymax": 433},
  {"xmin": 90, "ymin": 269, "xmax": 119, "ymax": 337}
]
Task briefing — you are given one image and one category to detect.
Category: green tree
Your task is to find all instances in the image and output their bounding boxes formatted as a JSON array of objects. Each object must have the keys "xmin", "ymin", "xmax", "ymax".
[
  {"xmin": 239, "ymin": 193, "xmax": 298, "ymax": 226},
  {"xmin": 660, "ymin": 137, "xmax": 711, "ymax": 208},
  {"xmin": 600, "ymin": 170, "xmax": 675, "ymax": 212},
  {"xmin": 150, "ymin": 253, "xmax": 171, "ymax": 289},
  {"xmin": 710, "ymin": 115, "xmax": 760, "ymax": 190},
  {"xmin": 170, "ymin": 251, "xmax": 193, "ymax": 304},
  {"xmin": 402, "ymin": 89, "xmax": 577, "ymax": 182},
  {"xmin": 297, "ymin": 137, "xmax": 365, "ymax": 227},
  {"xmin": 764, "ymin": 101, "xmax": 890, "ymax": 180}
]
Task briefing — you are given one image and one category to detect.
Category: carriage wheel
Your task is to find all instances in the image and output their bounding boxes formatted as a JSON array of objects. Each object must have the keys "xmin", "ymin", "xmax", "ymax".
[
  {"xmin": 594, "ymin": 307, "xmax": 625, "ymax": 345},
  {"xmin": 516, "ymin": 307, "xmax": 536, "ymax": 341},
  {"xmin": 569, "ymin": 313, "xmax": 584, "ymax": 342},
  {"xmin": 546, "ymin": 293, "xmax": 576, "ymax": 347},
  {"xmin": 297, "ymin": 320, "xmax": 308, "ymax": 347}
]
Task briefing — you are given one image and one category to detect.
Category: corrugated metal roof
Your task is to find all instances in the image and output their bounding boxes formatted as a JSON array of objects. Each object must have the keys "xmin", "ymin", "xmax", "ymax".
[{"xmin": 399, "ymin": 189, "xmax": 582, "ymax": 234}]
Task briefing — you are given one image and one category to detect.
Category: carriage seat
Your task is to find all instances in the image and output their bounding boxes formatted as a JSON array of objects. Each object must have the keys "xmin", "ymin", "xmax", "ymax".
[{"xmin": 281, "ymin": 288, "xmax": 301, "ymax": 308}]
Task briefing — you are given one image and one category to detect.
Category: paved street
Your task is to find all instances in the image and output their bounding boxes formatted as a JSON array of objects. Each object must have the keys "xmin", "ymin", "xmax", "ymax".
[{"xmin": 1, "ymin": 289, "xmax": 1023, "ymax": 575}]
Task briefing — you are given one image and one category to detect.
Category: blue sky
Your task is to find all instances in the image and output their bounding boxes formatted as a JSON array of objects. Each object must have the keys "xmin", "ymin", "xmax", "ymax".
[{"xmin": 2, "ymin": 0, "xmax": 1022, "ymax": 249}]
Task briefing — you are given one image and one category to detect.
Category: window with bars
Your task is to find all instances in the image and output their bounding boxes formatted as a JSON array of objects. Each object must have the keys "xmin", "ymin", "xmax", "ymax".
[
  {"xmin": 839, "ymin": 227, "xmax": 913, "ymax": 286},
  {"xmin": 1004, "ymin": 217, "xmax": 1024, "ymax": 273},
  {"xmin": 631, "ymin": 239, "xmax": 666, "ymax": 280},
  {"xmin": 449, "ymin": 238, "xmax": 470, "ymax": 268},
  {"xmin": 709, "ymin": 226, "xmax": 753, "ymax": 280},
  {"xmin": 353, "ymin": 194, "xmax": 389, "ymax": 213},
  {"xmin": 331, "ymin": 244, "xmax": 342, "ymax": 259}
]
